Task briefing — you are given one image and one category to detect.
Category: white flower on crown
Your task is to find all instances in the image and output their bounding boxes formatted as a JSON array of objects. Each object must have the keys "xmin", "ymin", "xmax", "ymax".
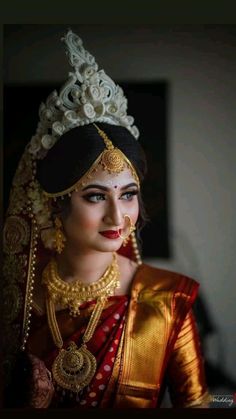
[
  {"xmin": 82, "ymin": 103, "xmax": 96, "ymax": 119},
  {"xmin": 81, "ymin": 64, "xmax": 96, "ymax": 80},
  {"xmin": 87, "ymin": 85, "xmax": 103, "ymax": 101},
  {"xmin": 27, "ymin": 30, "xmax": 139, "ymax": 160}
]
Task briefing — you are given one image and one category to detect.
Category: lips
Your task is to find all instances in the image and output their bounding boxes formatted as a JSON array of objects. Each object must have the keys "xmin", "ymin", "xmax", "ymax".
[{"xmin": 99, "ymin": 229, "xmax": 121, "ymax": 239}]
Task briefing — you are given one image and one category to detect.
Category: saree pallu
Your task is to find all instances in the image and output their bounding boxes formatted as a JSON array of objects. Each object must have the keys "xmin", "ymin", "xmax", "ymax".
[
  {"xmin": 27, "ymin": 263, "xmax": 210, "ymax": 408},
  {"xmin": 112, "ymin": 263, "xmax": 210, "ymax": 408}
]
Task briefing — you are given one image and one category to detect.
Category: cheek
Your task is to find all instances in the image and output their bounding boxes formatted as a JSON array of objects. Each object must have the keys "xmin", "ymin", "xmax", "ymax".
[
  {"xmin": 127, "ymin": 200, "xmax": 139, "ymax": 224},
  {"xmin": 134, "ymin": 207, "xmax": 139, "ymax": 224},
  {"xmin": 65, "ymin": 204, "xmax": 101, "ymax": 232}
]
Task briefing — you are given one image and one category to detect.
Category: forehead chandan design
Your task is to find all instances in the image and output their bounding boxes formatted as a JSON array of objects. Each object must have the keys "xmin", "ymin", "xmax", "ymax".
[{"xmin": 43, "ymin": 124, "xmax": 140, "ymax": 201}]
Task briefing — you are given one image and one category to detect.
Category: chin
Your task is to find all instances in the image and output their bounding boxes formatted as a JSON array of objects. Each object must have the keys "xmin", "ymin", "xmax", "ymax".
[{"xmin": 94, "ymin": 240, "xmax": 123, "ymax": 253}]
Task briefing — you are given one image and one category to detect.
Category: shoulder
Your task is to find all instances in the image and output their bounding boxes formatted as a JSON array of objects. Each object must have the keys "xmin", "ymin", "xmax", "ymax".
[
  {"xmin": 131, "ymin": 263, "xmax": 199, "ymax": 322},
  {"xmin": 133, "ymin": 262, "xmax": 199, "ymax": 300}
]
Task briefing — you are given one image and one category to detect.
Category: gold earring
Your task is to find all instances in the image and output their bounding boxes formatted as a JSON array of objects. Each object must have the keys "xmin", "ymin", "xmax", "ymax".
[{"xmin": 54, "ymin": 217, "xmax": 66, "ymax": 253}]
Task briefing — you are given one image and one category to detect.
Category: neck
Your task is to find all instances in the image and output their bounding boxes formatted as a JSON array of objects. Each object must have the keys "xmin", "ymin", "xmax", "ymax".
[{"xmin": 55, "ymin": 246, "xmax": 115, "ymax": 285}]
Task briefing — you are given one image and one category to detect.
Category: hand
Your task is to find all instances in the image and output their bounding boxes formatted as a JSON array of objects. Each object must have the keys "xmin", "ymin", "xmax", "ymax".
[{"xmin": 28, "ymin": 353, "xmax": 55, "ymax": 408}]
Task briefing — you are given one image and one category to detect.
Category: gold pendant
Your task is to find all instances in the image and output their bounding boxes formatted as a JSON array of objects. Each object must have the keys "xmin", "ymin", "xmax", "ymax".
[{"xmin": 52, "ymin": 341, "xmax": 97, "ymax": 393}]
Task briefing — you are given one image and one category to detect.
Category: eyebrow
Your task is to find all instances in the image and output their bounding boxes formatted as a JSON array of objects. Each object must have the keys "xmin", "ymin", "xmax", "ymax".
[{"xmin": 82, "ymin": 182, "xmax": 139, "ymax": 192}]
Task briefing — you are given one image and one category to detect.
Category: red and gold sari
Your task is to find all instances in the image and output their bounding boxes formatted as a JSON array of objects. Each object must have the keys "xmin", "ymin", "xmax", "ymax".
[{"xmin": 26, "ymin": 263, "xmax": 210, "ymax": 408}]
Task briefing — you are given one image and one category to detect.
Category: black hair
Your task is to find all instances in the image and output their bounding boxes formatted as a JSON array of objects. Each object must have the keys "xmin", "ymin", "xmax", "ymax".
[
  {"xmin": 37, "ymin": 122, "xmax": 147, "ymax": 193},
  {"xmin": 36, "ymin": 122, "xmax": 149, "ymax": 245}
]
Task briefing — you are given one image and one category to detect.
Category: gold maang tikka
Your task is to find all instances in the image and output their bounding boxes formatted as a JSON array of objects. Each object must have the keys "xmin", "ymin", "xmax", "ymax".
[
  {"xmin": 42, "ymin": 124, "xmax": 140, "ymax": 200},
  {"xmin": 93, "ymin": 123, "xmax": 129, "ymax": 174}
]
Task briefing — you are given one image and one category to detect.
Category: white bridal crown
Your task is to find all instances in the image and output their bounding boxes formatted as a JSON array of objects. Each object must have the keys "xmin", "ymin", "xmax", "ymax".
[{"xmin": 28, "ymin": 29, "xmax": 140, "ymax": 160}]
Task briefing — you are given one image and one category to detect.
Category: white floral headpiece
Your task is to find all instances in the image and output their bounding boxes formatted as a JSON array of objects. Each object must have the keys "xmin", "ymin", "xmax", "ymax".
[{"xmin": 27, "ymin": 29, "xmax": 140, "ymax": 160}]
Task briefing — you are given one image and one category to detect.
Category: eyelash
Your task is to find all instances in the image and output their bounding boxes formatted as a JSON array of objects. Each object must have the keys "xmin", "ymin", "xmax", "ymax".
[{"xmin": 83, "ymin": 190, "xmax": 138, "ymax": 203}]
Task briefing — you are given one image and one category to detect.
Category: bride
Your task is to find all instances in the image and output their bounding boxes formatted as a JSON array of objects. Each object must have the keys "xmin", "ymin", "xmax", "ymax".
[{"xmin": 3, "ymin": 29, "xmax": 210, "ymax": 408}]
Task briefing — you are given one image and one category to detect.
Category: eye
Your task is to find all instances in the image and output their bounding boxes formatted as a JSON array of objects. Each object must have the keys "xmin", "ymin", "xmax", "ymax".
[
  {"xmin": 84, "ymin": 193, "xmax": 106, "ymax": 203},
  {"xmin": 120, "ymin": 190, "xmax": 138, "ymax": 201}
]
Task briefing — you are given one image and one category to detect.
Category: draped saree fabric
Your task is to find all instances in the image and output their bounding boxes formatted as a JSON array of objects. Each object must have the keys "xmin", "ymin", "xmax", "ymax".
[{"xmin": 25, "ymin": 263, "xmax": 209, "ymax": 408}]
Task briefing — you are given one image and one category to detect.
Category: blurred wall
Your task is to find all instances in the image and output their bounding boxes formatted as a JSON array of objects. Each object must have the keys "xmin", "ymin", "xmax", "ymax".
[{"xmin": 4, "ymin": 24, "xmax": 236, "ymax": 384}]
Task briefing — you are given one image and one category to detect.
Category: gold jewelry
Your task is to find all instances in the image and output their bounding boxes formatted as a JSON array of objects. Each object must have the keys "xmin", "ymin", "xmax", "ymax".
[
  {"xmin": 42, "ymin": 252, "xmax": 119, "ymax": 316},
  {"xmin": 46, "ymin": 295, "xmax": 107, "ymax": 394},
  {"xmin": 130, "ymin": 231, "xmax": 142, "ymax": 266},
  {"xmin": 44, "ymin": 253, "xmax": 120, "ymax": 394},
  {"xmin": 119, "ymin": 214, "xmax": 136, "ymax": 246},
  {"xmin": 42, "ymin": 125, "xmax": 140, "ymax": 200},
  {"xmin": 94, "ymin": 123, "xmax": 127, "ymax": 175},
  {"xmin": 54, "ymin": 217, "xmax": 66, "ymax": 254}
]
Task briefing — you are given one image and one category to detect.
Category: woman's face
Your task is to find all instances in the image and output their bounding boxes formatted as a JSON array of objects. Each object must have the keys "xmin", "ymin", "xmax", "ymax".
[{"xmin": 63, "ymin": 166, "xmax": 140, "ymax": 253}]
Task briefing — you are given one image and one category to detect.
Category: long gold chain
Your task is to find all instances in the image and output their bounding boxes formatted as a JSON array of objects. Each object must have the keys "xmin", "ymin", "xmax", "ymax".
[
  {"xmin": 46, "ymin": 295, "xmax": 107, "ymax": 349},
  {"xmin": 42, "ymin": 252, "xmax": 119, "ymax": 316},
  {"xmin": 44, "ymin": 253, "xmax": 120, "ymax": 394}
]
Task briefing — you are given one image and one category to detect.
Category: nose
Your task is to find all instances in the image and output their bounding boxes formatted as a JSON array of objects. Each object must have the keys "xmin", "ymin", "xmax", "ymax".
[{"xmin": 103, "ymin": 199, "xmax": 123, "ymax": 227}]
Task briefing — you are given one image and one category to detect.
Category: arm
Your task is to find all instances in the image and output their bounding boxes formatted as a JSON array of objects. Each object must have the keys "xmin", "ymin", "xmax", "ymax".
[
  {"xmin": 166, "ymin": 309, "xmax": 211, "ymax": 408},
  {"xmin": 28, "ymin": 353, "xmax": 55, "ymax": 408}
]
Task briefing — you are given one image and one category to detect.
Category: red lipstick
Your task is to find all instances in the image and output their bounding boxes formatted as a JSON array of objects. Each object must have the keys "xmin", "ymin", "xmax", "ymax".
[{"xmin": 99, "ymin": 229, "xmax": 121, "ymax": 239}]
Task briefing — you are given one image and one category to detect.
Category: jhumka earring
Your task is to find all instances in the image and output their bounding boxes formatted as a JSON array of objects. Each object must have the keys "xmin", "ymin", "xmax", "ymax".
[{"xmin": 54, "ymin": 217, "xmax": 66, "ymax": 253}]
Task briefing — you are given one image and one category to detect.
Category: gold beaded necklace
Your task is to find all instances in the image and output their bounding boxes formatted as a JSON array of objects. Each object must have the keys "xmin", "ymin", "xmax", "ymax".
[{"xmin": 42, "ymin": 253, "xmax": 120, "ymax": 394}]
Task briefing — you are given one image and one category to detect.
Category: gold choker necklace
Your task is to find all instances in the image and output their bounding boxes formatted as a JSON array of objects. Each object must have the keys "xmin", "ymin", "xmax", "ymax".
[
  {"xmin": 42, "ymin": 253, "xmax": 120, "ymax": 394},
  {"xmin": 42, "ymin": 252, "xmax": 119, "ymax": 316}
]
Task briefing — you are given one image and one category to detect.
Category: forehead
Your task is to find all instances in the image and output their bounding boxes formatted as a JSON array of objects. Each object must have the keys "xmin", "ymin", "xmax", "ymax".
[{"xmin": 82, "ymin": 166, "xmax": 138, "ymax": 189}]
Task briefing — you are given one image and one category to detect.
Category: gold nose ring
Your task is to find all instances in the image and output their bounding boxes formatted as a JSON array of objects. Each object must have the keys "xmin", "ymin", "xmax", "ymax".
[{"xmin": 118, "ymin": 214, "xmax": 136, "ymax": 240}]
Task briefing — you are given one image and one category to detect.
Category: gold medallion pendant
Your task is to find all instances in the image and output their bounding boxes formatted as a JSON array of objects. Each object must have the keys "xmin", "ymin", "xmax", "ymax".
[
  {"xmin": 52, "ymin": 341, "xmax": 96, "ymax": 393},
  {"xmin": 43, "ymin": 253, "xmax": 120, "ymax": 397}
]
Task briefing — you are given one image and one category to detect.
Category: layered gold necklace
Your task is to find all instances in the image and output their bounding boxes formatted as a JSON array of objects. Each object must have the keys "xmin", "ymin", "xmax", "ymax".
[
  {"xmin": 42, "ymin": 252, "xmax": 120, "ymax": 394},
  {"xmin": 42, "ymin": 252, "xmax": 119, "ymax": 316}
]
